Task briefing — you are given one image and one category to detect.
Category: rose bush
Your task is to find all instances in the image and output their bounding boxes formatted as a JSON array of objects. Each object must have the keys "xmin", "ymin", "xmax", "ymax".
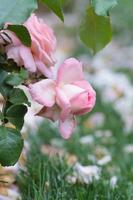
[
  {"xmin": 29, "ymin": 58, "xmax": 96, "ymax": 139},
  {"xmin": 0, "ymin": 14, "xmax": 96, "ymax": 140},
  {"xmin": 0, "ymin": 13, "xmax": 96, "ymax": 167}
]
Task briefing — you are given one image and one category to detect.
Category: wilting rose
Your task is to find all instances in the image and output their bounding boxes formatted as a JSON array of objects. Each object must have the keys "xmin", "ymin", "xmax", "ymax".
[
  {"xmin": 3, "ymin": 14, "xmax": 56, "ymax": 78},
  {"xmin": 29, "ymin": 58, "xmax": 96, "ymax": 139}
]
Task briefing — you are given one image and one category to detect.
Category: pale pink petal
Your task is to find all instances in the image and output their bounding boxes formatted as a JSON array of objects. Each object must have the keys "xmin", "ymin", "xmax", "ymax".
[
  {"xmin": 29, "ymin": 79, "xmax": 56, "ymax": 107},
  {"xmin": 40, "ymin": 23, "xmax": 57, "ymax": 52},
  {"xmin": 29, "ymin": 15, "xmax": 56, "ymax": 52},
  {"xmin": 56, "ymin": 87, "xmax": 71, "ymax": 121},
  {"xmin": 57, "ymin": 58, "xmax": 84, "ymax": 85},
  {"xmin": 6, "ymin": 46, "xmax": 21, "ymax": 65},
  {"xmin": 35, "ymin": 59, "xmax": 54, "ymax": 78},
  {"xmin": 32, "ymin": 37, "xmax": 55, "ymax": 66},
  {"xmin": 70, "ymin": 90, "xmax": 96, "ymax": 115},
  {"xmin": 41, "ymin": 50, "xmax": 55, "ymax": 66},
  {"xmin": 74, "ymin": 80, "xmax": 95, "ymax": 91},
  {"xmin": 36, "ymin": 105, "xmax": 60, "ymax": 122},
  {"xmin": 24, "ymin": 14, "xmax": 56, "ymax": 66},
  {"xmin": 74, "ymin": 80, "xmax": 96, "ymax": 114},
  {"xmin": 33, "ymin": 22, "xmax": 56, "ymax": 53},
  {"xmin": 62, "ymin": 84, "xmax": 85, "ymax": 100},
  {"xmin": 59, "ymin": 115, "xmax": 76, "ymax": 139},
  {"xmin": 19, "ymin": 46, "xmax": 36, "ymax": 72}
]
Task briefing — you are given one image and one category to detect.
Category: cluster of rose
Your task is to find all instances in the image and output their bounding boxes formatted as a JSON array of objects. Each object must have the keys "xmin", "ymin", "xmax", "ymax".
[{"xmin": 0, "ymin": 14, "xmax": 96, "ymax": 139}]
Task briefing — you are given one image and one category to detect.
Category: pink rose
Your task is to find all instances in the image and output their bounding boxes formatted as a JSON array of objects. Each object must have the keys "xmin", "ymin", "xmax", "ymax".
[
  {"xmin": 4, "ymin": 14, "xmax": 56, "ymax": 78},
  {"xmin": 29, "ymin": 58, "xmax": 96, "ymax": 139}
]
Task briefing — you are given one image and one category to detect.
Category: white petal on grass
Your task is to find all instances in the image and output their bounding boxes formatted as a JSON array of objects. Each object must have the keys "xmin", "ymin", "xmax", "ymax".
[
  {"xmin": 124, "ymin": 144, "xmax": 133, "ymax": 154},
  {"xmin": 74, "ymin": 163, "xmax": 101, "ymax": 184},
  {"xmin": 79, "ymin": 135, "xmax": 94, "ymax": 145},
  {"xmin": 95, "ymin": 130, "xmax": 112, "ymax": 138},
  {"xmin": 91, "ymin": 67, "xmax": 133, "ymax": 133},
  {"xmin": 97, "ymin": 155, "xmax": 112, "ymax": 166},
  {"xmin": 66, "ymin": 175, "xmax": 77, "ymax": 184},
  {"xmin": 110, "ymin": 176, "xmax": 118, "ymax": 189}
]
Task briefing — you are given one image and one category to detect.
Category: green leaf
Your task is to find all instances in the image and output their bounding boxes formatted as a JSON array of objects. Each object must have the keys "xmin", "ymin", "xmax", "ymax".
[
  {"xmin": 9, "ymin": 88, "xmax": 31, "ymax": 106},
  {"xmin": 0, "ymin": 69, "xmax": 12, "ymax": 98},
  {"xmin": 0, "ymin": 69, "xmax": 8, "ymax": 85},
  {"xmin": 92, "ymin": 0, "xmax": 118, "ymax": 16},
  {"xmin": 2, "ymin": 101, "xmax": 13, "ymax": 120},
  {"xmin": 5, "ymin": 73, "xmax": 23, "ymax": 86},
  {"xmin": 5, "ymin": 68, "xmax": 29, "ymax": 86},
  {"xmin": 0, "ymin": 54, "xmax": 20, "ymax": 73},
  {"xmin": 0, "ymin": 0, "xmax": 38, "ymax": 26},
  {"xmin": 0, "ymin": 82, "xmax": 12, "ymax": 98},
  {"xmin": 0, "ymin": 126, "xmax": 23, "ymax": 166},
  {"xmin": 19, "ymin": 68, "xmax": 29, "ymax": 80},
  {"xmin": 79, "ymin": 6, "xmax": 112, "ymax": 54},
  {"xmin": 6, "ymin": 104, "xmax": 27, "ymax": 130},
  {"xmin": 41, "ymin": 0, "xmax": 64, "ymax": 22},
  {"xmin": 0, "ymin": 111, "xmax": 4, "ymax": 120},
  {"xmin": 7, "ymin": 25, "xmax": 31, "ymax": 47}
]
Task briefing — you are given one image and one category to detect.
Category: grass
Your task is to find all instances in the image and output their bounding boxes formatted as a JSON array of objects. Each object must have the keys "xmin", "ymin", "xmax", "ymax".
[{"xmin": 17, "ymin": 82, "xmax": 133, "ymax": 199}]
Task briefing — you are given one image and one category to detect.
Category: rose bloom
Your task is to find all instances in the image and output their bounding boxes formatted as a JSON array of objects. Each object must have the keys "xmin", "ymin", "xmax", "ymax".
[
  {"xmin": 4, "ymin": 14, "xmax": 56, "ymax": 78},
  {"xmin": 29, "ymin": 58, "xmax": 96, "ymax": 139}
]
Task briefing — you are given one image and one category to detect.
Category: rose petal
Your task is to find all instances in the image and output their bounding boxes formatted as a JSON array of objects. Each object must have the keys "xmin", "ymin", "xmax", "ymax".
[
  {"xmin": 70, "ymin": 91, "xmax": 96, "ymax": 115},
  {"xmin": 62, "ymin": 84, "xmax": 85, "ymax": 100},
  {"xmin": 19, "ymin": 46, "xmax": 36, "ymax": 72},
  {"xmin": 57, "ymin": 58, "xmax": 84, "ymax": 85},
  {"xmin": 74, "ymin": 80, "xmax": 96, "ymax": 92},
  {"xmin": 71, "ymin": 80, "xmax": 96, "ymax": 115},
  {"xmin": 32, "ymin": 37, "xmax": 55, "ymax": 67},
  {"xmin": 29, "ymin": 79, "xmax": 56, "ymax": 107},
  {"xmin": 24, "ymin": 14, "xmax": 56, "ymax": 68},
  {"xmin": 56, "ymin": 87, "xmax": 71, "ymax": 121},
  {"xmin": 37, "ymin": 105, "xmax": 60, "ymax": 122},
  {"xmin": 59, "ymin": 115, "xmax": 76, "ymax": 139},
  {"xmin": 25, "ymin": 14, "xmax": 56, "ymax": 52},
  {"xmin": 35, "ymin": 59, "xmax": 54, "ymax": 78}
]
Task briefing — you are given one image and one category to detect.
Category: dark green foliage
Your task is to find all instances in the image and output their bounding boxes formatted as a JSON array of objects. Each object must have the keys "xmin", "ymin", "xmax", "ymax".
[
  {"xmin": 0, "ymin": 54, "xmax": 20, "ymax": 72},
  {"xmin": 41, "ymin": 0, "xmax": 64, "ymax": 21},
  {"xmin": 79, "ymin": 6, "xmax": 112, "ymax": 54},
  {"xmin": 0, "ymin": 67, "xmax": 29, "ymax": 166},
  {"xmin": 6, "ymin": 104, "xmax": 27, "ymax": 130},
  {"xmin": 7, "ymin": 25, "xmax": 31, "ymax": 47},
  {"xmin": 92, "ymin": 0, "xmax": 118, "ymax": 16},
  {"xmin": 9, "ymin": 88, "xmax": 31, "ymax": 106},
  {"xmin": 0, "ymin": 126, "xmax": 23, "ymax": 166},
  {"xmin": 0, "ymin": 0, "xmax": 38, "ymax": 26},
  {"xmin": 5, "ymin": 68, "xmax": 29, "ymax": 86}
]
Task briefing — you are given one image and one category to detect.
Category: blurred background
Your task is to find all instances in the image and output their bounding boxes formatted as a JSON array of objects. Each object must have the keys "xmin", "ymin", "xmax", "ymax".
[{"xmin": 0, "ymin": 0, "xmax": 133, "ymax": 199}]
